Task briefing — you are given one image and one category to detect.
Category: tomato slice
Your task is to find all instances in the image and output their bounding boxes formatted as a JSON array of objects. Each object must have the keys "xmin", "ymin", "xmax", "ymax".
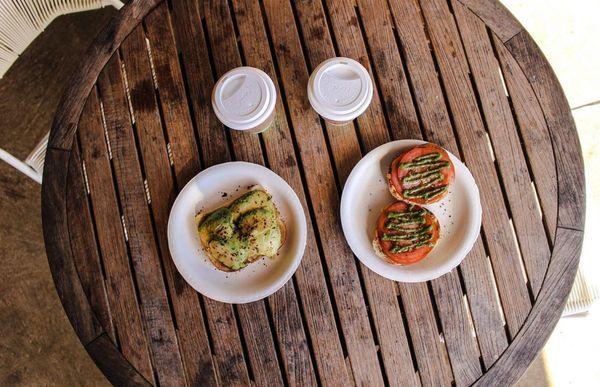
[
  {"xmin": 376, "ymin": 201, "xmax": 439, "ymax": 265},
  {"xmin": 389, "ymin": 143, "xmax": 455, "ymax": 204}
]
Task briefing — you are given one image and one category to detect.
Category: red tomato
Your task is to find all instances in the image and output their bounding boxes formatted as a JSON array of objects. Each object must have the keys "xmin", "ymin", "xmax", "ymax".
[
  {"xmin": 376, "ymin": 201, "xmax": 439, "ymax": 265},
  {"xmin": 389, "ymin": 143, "xmax": 455, "ymax": 204}
]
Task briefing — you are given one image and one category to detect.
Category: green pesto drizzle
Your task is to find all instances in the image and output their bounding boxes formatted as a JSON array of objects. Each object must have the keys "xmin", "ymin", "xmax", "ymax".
[
  {"xmin": 390, "ymin": 240, "xmax": 434, "ymax": 253},
  {"xmin": 381, "ymin": 208, "xmax": 434, "ymax": 254},
  {"xmin": 385, "ymin": 218, "xmax": 425, "ymax": 229},
  {"xmin": 403, "ymin": 185, "xmax": 448, "ymax": 200},
  {"xmin": 398, "ymin": 152, "xmax": 450, "ymax": 200},
  {"xmin": 399, "ymin": 153, "xmax": 442, "ymax": 168},
  {"xmin": 382, "ymin": 225, "xmax": 433, "ymax": 241},
  {"xmin": 387, "ymin": 209, "xmax": 426, "ymax": 219}
]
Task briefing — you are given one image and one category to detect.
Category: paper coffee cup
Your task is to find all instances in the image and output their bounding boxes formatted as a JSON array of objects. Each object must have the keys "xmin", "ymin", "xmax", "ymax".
[
  {"xmin": 307, "ymin": 57, "xmax": 373, "ymax": 125},
  {"xmin": 212, "ymin": 67, "xmax": 277, "ymax": 134}
]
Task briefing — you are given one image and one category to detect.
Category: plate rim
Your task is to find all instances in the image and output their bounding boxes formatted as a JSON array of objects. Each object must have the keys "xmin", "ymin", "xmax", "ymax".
[
  {"xmin": 167, "ymin": 161, "xmax": 307, "ymax": 303},
  {"xmin": 340, "ymin": 139, "xmax": 482, "ymax": 282}
]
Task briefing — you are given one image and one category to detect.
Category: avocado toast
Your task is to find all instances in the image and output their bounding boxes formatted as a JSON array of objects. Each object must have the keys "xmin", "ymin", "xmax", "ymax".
[{"xmin": 195, "ymin": 187, "xmax": 286, "ymax": 271}]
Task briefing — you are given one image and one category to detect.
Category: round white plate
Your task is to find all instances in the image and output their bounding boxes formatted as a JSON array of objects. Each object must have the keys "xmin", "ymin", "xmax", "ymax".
[
  {"xmin": 168, "ymin": 161, "xmax": 307, "ymax": 303},
  {"xmin": 341, "ymin": 140, "xmax": 482, "ymax": 282}
]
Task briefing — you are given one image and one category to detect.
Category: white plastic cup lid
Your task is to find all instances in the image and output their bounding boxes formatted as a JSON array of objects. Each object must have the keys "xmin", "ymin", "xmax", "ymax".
[
  {"xmin": 307, "ymin": 57, "xmax": 373, "ymax": 122},
  {"xmin": 212, "ymin": 67, "xmax": 276, "ymax": 131}
]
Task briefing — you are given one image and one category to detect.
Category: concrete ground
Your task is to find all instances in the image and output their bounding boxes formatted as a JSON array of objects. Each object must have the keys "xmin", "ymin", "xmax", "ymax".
[
  {"xmin": 504, "ymin": 1, "xmax": 600, "ymax": 386},
  {"xmin": 0, "ymin": 2, "xmax": 598, "ymax": 386},
  {"xmin": 0, "ymin": 9, "xmax": 114, "ymax": 386}
]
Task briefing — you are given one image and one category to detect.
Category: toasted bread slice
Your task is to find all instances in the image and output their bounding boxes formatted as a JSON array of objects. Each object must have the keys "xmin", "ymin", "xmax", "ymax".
[
  {"xmin": 386, "ymin": 172, "xmax": 404, "ymax": 202},
  {"xmin": 195, "ymin": 185, "xmax": 285, "ymax": 272},
  {"xmin": 372, "ymin": 230, "xmax": 405, "ymax": 266}
]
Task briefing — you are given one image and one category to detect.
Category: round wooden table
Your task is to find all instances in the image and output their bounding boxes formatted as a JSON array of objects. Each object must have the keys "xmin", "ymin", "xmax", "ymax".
[{"xmin": 42, "ymin": 0, "xmax": 585, "ymax": 385}]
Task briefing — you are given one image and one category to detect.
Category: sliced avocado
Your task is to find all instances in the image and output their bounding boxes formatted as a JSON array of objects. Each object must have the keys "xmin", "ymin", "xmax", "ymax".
[
  {"xmin": 239, "ymin": 208, "xmax": 282, "ymax": 258},
  {"xmin": 198, "ymin": 207, "xmax": 234, "ymax": 245},
  {"xmin": 238, "ymin": 207, "xmax": 277, "ymax": 235},
  {"xmin": 197, "ymin": 188, "xmax": 283, "ymax": 271},
  {"xmin": 208, "ymin": 233, "xmax": 249, "ymax": 270},
  {"xmin": 229, "ymin": 189, "xmax": 273, "ymax": 221}
]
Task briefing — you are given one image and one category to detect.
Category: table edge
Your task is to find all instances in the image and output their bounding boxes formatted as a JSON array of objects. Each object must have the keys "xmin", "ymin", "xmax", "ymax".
[{"xmin": 41, "ymin": 0, "xmax": 586, "ymax": 384}]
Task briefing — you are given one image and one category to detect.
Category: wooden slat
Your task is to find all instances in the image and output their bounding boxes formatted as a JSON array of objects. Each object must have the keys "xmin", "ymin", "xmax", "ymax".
[
  {"xmin": 451, "ymin": 1, "xmax": 550, "ymax": 296},
  {"xmin": 396, "ymin": 284, "xmax": 449, "ymax": 386},
  {"xmin": 203, "ymin": 3, "xmax": 265, "ymax": 164},
  {"xmin": 120, "ymin": 17, "xmax": 218, "ymax": 386},
  {"xmin": 428, "ymin": 278, "xmax": 480, "ymax": 385},
  {"xmin": 192, "ymin": 3, "xmax": 288, "ymax": 386},
  {"xmin": 67, "ymin": 145, "xmax": 116, "ymax": 342},
  {"xmin": 474, "ymin": 228, "xmax": 583, "ymax": 386},
  {"xmin": 144, "ymin": 4, "xmax": 204, "ymax": 185},
  {"xmin": 49, "ymin": 0, "xmax": 162, "ymax": 150},
  {"xmin": 505, "ymin": 31, "xmax": 585, "ymax": 232},
  {"xmin": 43, "ymin": 0, "xmax": 587, "ymax": 385},
  {"xmin": 202, "ymin": 299, "xmax": 250, "ymax": 385},
  {"xmin": 417, "ymin": 0, "xmax": 531, "ymax": 336},
  {"xmin": 494, "ymin": 36, "xmax": 558, "ymax": 238},
  {"xmin": 231, "ymin": 1, "xmax": 351, "ymax": 385},
  {"xmin": 320, "ymin": 0, "xmax": 389, "ymax": 152},
  {"xmin": 97, "ymin": 54, "xmax": 186, "ymax": 386},
  {"xmin": 168, "ymin": 0, "xmax": 231, "ymax": 167},
  {"xmin": 167, "ymin": 1, "xmax": 261, "ymax": 385},
  {"xmin": 86, "ymin": 333, "xmax": 152, "ymax": 386},
  {"xmin": 455, "ymin": 0, "xmax": 522, "ymax": 42},
  {"xmin": 386, "ymin": 0, "xmax": 508, "ymax": 368},
  {"xmin": 456, "ymin": 245, "xmax": 507, "ymax": 368},
  {"xmin": 355, "ymin": 4, "xmax": 455, "ymax": 385},
  {"xmin": 355, "ymin": 1, "xmax": 482, "ymax": 384},
  {"xmin": 354, "ymin": 0, "xmax": 420, "ymax": 139},
  {"xmin": 290, "ymin": 0, "xmax": 362, "ymax": 184},
  {"xmin": 78, "ymin": 88, "xmax": 154, "ymax": 381},
  {"xmin": 261, "ymin": 1, "xmax": 383, "ymax": 385},
  {"xmin": 203, "ymin": 2, "xmax": 323, "ymax": 386},
  {"xmin": 293, "ymin": 1, "xmax": 417, "ymax": 385},
  {"xmin": 42, "ymin": 148, "xmax": 103, "ymax": 345}
]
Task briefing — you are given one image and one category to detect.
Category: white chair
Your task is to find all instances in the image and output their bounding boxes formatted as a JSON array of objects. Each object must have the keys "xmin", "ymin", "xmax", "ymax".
[
  {"xmin": 0, "ymin": 0, "xmax": 123, "ymax": 184},
  {"xmin": 563, "ymin": 268, "xmax": 599, "ymax": 316}
]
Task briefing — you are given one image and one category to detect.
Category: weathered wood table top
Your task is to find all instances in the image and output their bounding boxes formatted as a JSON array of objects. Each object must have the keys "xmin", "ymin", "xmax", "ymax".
[{"xmin": 42, "ymin": 0, "xmax": 585, "ymax": 385}]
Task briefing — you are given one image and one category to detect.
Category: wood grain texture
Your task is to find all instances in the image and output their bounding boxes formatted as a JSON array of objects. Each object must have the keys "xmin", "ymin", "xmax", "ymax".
[
  {"xmin": 78, "ymin": 88, "xmax": 154, "ymax": 381},
  {"xmin": 474, "ymin": 227, "xmax": 583, "ymax": 386},
  {"xmin": 86, "ymin": 333, "xmax": 152, "ymax": 386},
  {"xmin": 494, "ymin": 36, "xmax": 558, "ymax": 238},
  {"xmin": 321, "ymin": 0, "xmax": 390, "ymax": 152},
  {"xmin": 144, "ymin": 4, "xmax": 202, "ymax": 185},
  {"xmin": 452, "ymin": 0, "xmax": 550, "ymax": 296},
  {"xmin": 203, "ymin": 3, "xmax": 298, "ymax": 385},
  {"xmin": 67, "ymin": 146, "xmax": 115, "ymax": 342},
  {"xmin": 97, "ymin": 54, "xmax": 186, "ymax": 385},
  {"xmin": 356, "ymin": 1, "xmax": 481, "ymax": 384},
  {"xmin": 42, "ymin": 0, "xmax": 586, "ymax": 385},
  {"xmin": 455, "ymin": 0, "xmax": 522, "ymax": 42},
  {"xmin": 232, "ymin": 1, "xmax": 349, "ymax": 384},
  {"xmin": 170, "ymin": 1, "xmax": 295, "ymax": 384},
  {"xmin": 355, "ymin": 0, "xmax": 420, "ymax": 140},
  {"xmin": 293, "ymin": 1, "xmax": 419, "ymax": 384},
  {"xmin": 505, "ymin": 31, "xmax": 585, "ymax": 232},
  {"xmin": 49, "ymin": 0, "xmax": 162, "ymax": 150},
  {"xmin": 169, "ymin": 0, "xmax": 231, "ymax": 168},
  {"xmin": 417, "ymin": 0, "xmax": 531, "ymax": 336},
  {"xmin": 262, "ymin": 1, "xmax": 383, "ymax": 384},
  {"xmin": 386, "ymin": 0, "xmax": 508, "ymax": 369},
  {"xmin": 119, "ymin": 16, "xmax": 218, "ymax": 386},
  {"xmin": 168, "ymin": 2, "xmax": 253, "ymax": 385},
  {"xmin": 42, "ymin": 148, "xmax": 103, "ymax": 345}
]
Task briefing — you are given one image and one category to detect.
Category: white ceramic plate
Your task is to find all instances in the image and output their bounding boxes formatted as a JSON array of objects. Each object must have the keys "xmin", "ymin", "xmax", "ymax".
[
  {"xmin": 341, "ymin": 140, "xmax": 482, "ymax": 282},
  {"xmin": 168, "ymin": 162, "xmax": 307, "ymax": 303}
]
